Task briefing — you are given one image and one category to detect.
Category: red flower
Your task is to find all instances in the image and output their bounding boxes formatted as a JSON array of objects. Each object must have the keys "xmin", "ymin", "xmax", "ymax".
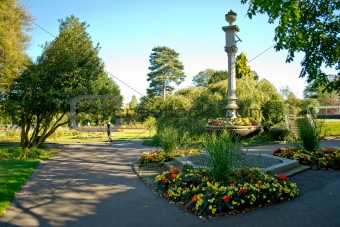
[
  {"xmin": 162, "ymin": 178, "xmax": 168, "ymax": 183},
  {"xmin": 222, "ymin": 195, "xmax": 230, "ymax": 203},
  {"xmin": 171, "ymin": 174, "xmax": 177, "ymax": 179},
  {"xmin": 150, "ymin": 156, "xmax": 155, "ymax": 162},
  {"xmin": 230, "ymin": 183, "xmax": 236, "ymax": 187},
  {"xmin": 192, "ymin": 195, "xmax": 198, "ymax": 202},
  {"xmin": 239, "ymin": 188, "xmax": 248, "ymax": 194},
  {"xmin": 278, "ymin": 173, "xmax": 289, "ymax": 182}
]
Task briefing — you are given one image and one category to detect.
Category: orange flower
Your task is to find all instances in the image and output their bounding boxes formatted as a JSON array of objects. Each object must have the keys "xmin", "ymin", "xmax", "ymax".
[
  {"xmin": 171, "ymin": 174, "xmax": 177, "ymax": 179},
  {"xmin": 239, "ymin": 188, "xmax": 248, "ymax": 194},
  {"xmin": 229, "ymin": 183, "xmax": 236, "ymax": 187},
  {"xmin": 150, "ymin": 156, "xmax": 155, "ymax": 162},
  {"xmin": 278, "ymin": 173, "xmax": 289, "ymax": 182},
  {"xmin": 162, "ymin": 178, "xmax": 168, "ymax": 183},
  {"xmin": 222, "ymin": 195, "xmax": 230, "ymax": 203},
  {"xmin": 192, "ymin": 195, "xmax": 198, "ymax": 202},
  {"xmin": 170, "ymin": 168, "xmax": 178, "ymax": 174}
]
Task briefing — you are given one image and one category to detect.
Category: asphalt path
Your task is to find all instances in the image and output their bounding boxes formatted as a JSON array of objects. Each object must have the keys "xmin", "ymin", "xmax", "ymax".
[{"xmin": 0, "ymin": 140, "xmax": 339, "ymax": 227}]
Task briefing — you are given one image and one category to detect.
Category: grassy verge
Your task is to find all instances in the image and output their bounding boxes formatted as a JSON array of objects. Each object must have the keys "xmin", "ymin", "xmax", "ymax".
[
  {"xmin": 0, "ymin": 160, "xmax": 40, "ymax": 215},
  {"xmin": 320, "ymin": 120, "xmax": 340, "ymax": 136}
]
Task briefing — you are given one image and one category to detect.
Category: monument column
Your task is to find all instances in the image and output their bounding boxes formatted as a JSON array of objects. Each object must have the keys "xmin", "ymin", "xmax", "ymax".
[{"xmin": 222, "ymin": 10, "xmax": 240, "ymax": 119}]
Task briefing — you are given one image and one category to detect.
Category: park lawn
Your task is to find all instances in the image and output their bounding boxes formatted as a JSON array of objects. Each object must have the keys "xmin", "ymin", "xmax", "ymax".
[
  {"xmin": 44, "ymin": 128, "xmax": 154, "ymax": 144},
  {"xmin": 320, "ymin": 120, "xmax": 340, "ymax": 136},
  {"xmin": 0, "ymin": 160, "xmax": 40, "ymax": 215}
]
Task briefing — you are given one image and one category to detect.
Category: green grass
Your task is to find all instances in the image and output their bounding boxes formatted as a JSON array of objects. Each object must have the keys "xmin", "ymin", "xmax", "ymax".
[
  {"xmin": 320, "ymin": 120, "xmax": 340, "ymax": 136},
  {"xmin": 0, "ymin": 160, "xmax": 40, "ymax": 215}
]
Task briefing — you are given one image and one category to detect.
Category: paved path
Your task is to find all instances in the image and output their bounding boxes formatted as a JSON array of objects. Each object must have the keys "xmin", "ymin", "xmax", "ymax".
[{"xmin": 0, "ymin": 140, "xmax": 340, "ymax": 227}]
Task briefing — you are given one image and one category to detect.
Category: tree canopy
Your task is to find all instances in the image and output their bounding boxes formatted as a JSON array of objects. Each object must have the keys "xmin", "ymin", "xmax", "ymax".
[
  {"xmin": 6, "ymin": 15, "xmax": 122, "ymax": 147},
  {"xmin": 0, "ymin": 0, "xmax": 32, "ymax": 90},
  {"xmin": 241, "ymin": 0, "xmax": 340, "ymax": 93},
  {"xmin": 146, "ymin": 46, "xmax": 185, "ymax": 102}
]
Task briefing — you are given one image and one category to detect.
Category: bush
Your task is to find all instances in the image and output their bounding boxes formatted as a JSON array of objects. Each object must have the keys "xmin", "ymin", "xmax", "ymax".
[
  {"xmin": 204, "ymin": 131, "xmax": 244, "ymax": 185},
  {"xmin": 0, "ymin": 147, "xmax": 52, "ymax": 160},
  {"xmin": 157, "ymin": 127, "xmax": 179, "ymax": 154},
  {"xmin": 269, "ymin": 124, "xmax": 290, "ymax": 141},
  {"xmin": 297, "ymin": 116, "xmax": 323, "ymax": 151},
  {"xmin": 142, "ymin": 137, "xmax": 161, "ymax": 146},
  {"xmin": 261, "ymin": 100, "xmax": 286, "ymax": 131}
]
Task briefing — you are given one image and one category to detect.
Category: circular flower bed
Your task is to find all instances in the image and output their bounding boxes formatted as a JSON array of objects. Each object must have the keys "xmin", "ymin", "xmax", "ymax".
[
  {"xmin": 154, "ymin": 166, "xmax": 298, "ymax": 217},
  {"xmin": 273, "ymin": 147, "xmax": 340, "ymax": 169},
  {"xmin": 138, "ymin": 148, "xmax": 203, "ymax": 166},
  {"xmin": 208, "ymin": 117, "xmax": 258, "ymax": 127}
]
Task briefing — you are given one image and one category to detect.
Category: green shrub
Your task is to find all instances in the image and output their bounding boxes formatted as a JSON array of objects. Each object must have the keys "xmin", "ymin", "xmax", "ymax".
[
  {"xmin": 204, "ymin": 131, "xmax": 244, "ymax": 185},
  {"xmin": 261, "ymin": 100, "xmax": 286, "ymax": 131},
  {"xmin": 0, "ymin": 147, "xmax": 52, "ymax": 160},
  {"xmin": 297, "ymin": 116, "xmax": 323, "ymax": 151},
  {"xmin": 157, "ymin": 127, "xmax": 179, "ymax": 154},
  {"xmin": 269, "ymin": 124, "xmax": 290, "ymax": 141},
  {"xmin": 142, "ymin": 137, "xmax": 161, "ymax": 146}
]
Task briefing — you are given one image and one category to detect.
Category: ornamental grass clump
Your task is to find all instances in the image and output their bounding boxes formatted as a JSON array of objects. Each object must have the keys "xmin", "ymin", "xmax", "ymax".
[
  {"xmin": 204, "ymin": 131, "xmax": 244, "ymax": 185},
  {"xmin": 157, "ymin": 126, "xmax": 179, "ymax": 154},
  {"xmin": 155, "ymin": 166, "xmax": 299, "ymax": 217},
  {"xmin": 297, "ymin": 116, "xmax": 323, "ymax": 151}
]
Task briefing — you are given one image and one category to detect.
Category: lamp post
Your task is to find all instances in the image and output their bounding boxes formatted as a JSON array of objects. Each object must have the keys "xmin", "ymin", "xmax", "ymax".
[{"xmin": 223, "ymin": 10, "xmax": 240, "ymax": 119}]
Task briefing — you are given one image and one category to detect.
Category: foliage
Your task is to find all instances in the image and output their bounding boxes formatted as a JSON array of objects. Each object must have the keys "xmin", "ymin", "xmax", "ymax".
[
  {"xmin": 192, "ymin": 69, "xmax": 216, "ymax": 87},
  {"xmin": 0, "ymin": 147, "xmax": 53, "ymax": 160},
  {"xmin": 273, "ymin": 147, "xmax": 340, "ymax": 169},
  {"xmin": 241, "ymin": 0, "xmax": 340, "ymax": 93},
  {"xmin": 146, "ymin": 46, "xmax": 185, "ymax": 101},
  {"xmin": 297, "ymin": 117, "xmax": 323, "ymax": 151},
  {"xmin": 236, "ymin": 52, "xmax": 251, "ymax": 79},
  {"xmin": 4, "ymin": 15, "xmax": 122, "ymax": 148},
  {"xmin": 144, "ymin": 116, "xmax": 157, "ymax": 137},
  {"xmin": 208, "ymin": 70, "xmax": 228, "ymax": 84},
  {"xmin": 157, "ymin": 126, "xmax": 179, "ymax": 154},
  {"xmin": 269, "ymin": 123, "xmax": 290, "ymax": 141},
  {"xmin": 242, "ymin": 132, "xmax": 275, "ymax": 146},
  {"xmin": 142, "ymin": 137, "xmax": 161, "ymax": 147},
  {"xmin": 155, "ymin": 166, "xmax": 298, "ymax": 217},
  {"xmin": 138, "ymin": 148, "xmax": 203, "ymax": 166},
  {"xmin": 0, "ymin": 0, "xmax": 32, "ymax": 90},
  {"xmin": 0, "ymin": 160, "xmax": 40, "ymax": 215},
  {"xmin": 261, "ymin": 100, "xmax": 286, "ymax": 130},
  {"xmin": 204, "ymin": 131, "xmax": 244, "ymax": 185}
]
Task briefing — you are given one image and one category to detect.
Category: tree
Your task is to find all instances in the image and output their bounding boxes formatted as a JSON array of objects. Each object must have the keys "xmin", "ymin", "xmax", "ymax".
[
  {"xmin": 208, "ymin": 70, "xmax": 228, "ymax": 84},
  {"xmin": 192, "ymin": 69, "xmax": 216, "ymax": 87},
  {"xmin": 128, "ymin": 95, "xmax": 138, "ymax": 109},
  {"xmin": 6, "ymin": 15, "xmax": 122, "ymax": 147},
  {"xmin": 241, "ymin": 0, "xmax": 340, "ymax": 93},
  {"xmin": 146, "ymin": 46, "xmax": 185, "ymax": 102},
  {"xmin": 0, "ymin": 0, "xmax": 32, "ymax": 90},
  {"xmin": 236, "ymin": 52, "xmax": 251, "ymax": 79}
]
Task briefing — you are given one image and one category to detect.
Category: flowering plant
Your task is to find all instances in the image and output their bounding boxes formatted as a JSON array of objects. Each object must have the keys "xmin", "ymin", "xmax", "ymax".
[
  {"xmin": 208, "ymin": 117, "xmax": 258, "ymax": 127},
  {"xmin": 138, "ymin": 148, "xmax": 203, "ymax": 166},
  {"xmin": 155, "ymin": 166, "xmax": 298, "ymax": 217},
  {"xmin": 273, "ymin": 147, "xmax": 340, "ymax": 169}
]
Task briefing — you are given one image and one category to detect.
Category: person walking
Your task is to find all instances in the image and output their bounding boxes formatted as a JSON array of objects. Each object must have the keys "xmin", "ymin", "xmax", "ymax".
[{"xmin": 107, "ymin": 122, "xmax": 111, "ymax": 143}]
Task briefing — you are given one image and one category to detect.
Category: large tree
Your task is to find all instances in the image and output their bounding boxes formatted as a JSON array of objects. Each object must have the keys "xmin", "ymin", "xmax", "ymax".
[
  {"xmin": 236, "ymin": 52, "xmax": 251, "ymax": 79},
  {"xmin": 6, "ymin": 15, "xmax": 121, "ymax": 147},
  {"xmin": 192, "ymin": 69, "xmax": 228, "ymax": 87},
  {"xmin": 241, "ymin": 0, "xmax": 339, "ymax": 93},
  {"xmin": 0, "ymin": 0, "xmax": 32, "ymax": 90},
  {"xmin": 146, "ymin": 46, "xmax": 185, "ymax": 102}
]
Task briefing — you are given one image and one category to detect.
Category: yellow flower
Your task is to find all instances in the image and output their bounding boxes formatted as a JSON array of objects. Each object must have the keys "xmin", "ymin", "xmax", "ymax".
[{"xmin": 209, "ymin": 205, "xmax": 213, "ymax": 210}]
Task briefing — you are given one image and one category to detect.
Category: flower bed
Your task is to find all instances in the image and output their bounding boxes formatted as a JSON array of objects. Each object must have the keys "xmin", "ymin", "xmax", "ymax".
[
  {"xmin": 208, "ymin": 117, "xmax": 258, "ymax": 127},
  {"xmin": 138, "ymin": 149, "xmax": 203, "ymax": 166},
  {"xmin": 273, "ymin": 147, "xmax": 340, "ymax": 169},
  {"xmin": 154, "ymin": 166, "xmax": 298, "ymax": 217}
]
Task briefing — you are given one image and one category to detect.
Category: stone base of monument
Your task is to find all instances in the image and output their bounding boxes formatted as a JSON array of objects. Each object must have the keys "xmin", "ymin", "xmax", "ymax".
[
  {"xmin": 205, "ymin": 125, "xmax": 262, "ymax": 137},
  {"xmin": 164, "ymin": 153, "xmax": 310, "ymax": 176}
]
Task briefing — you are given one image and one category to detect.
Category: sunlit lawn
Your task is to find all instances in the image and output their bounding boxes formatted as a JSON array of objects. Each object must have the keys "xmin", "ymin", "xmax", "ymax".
[
  {"xmin": 320, "ymin": 120, "xmax": 340, "ymax": 136},
  {"xmin": 0, "ymin": 160, "xmax": 40, "ymax": 215},
  {"xmin": 45, "ymin": 128, "xmax": 154, "ymax": 144}
]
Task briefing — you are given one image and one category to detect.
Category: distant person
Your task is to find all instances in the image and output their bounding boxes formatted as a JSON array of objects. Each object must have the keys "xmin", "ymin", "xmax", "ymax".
[
  {"xmin": 107, "ymin": 122, "xmax": 111, "ymax": 142},
  {"xmin": 5, "ymin": 124, "xmax": 8, "ymax": 131},
  {"xmin": 87, "ymin": 122, "xmax": 91, "ymax": 128}
]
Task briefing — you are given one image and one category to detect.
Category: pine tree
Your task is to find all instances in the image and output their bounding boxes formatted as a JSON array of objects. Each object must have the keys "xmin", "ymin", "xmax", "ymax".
[{"xmin": 146, "ymin": 46, "xmax": 185, "ymax": 102}]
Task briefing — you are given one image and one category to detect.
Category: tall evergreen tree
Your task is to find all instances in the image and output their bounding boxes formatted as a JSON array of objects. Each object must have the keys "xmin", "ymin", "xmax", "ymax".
[
  {"xmin": 236, "ymin": 52, "xmax": 251, "ymax": 79},
  {"xmin": 0, "ymin": 0, "xmax": 32, "ymax": 90},
  {"xmin": 146, "ymin": 46, "xmax": 185, "ymax": 102}
]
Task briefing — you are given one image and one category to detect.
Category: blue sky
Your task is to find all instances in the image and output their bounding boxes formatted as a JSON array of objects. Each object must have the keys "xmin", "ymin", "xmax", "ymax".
[{"xmin": 22, "ymin": 0, "xmax": 334, "ymax": 103}]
